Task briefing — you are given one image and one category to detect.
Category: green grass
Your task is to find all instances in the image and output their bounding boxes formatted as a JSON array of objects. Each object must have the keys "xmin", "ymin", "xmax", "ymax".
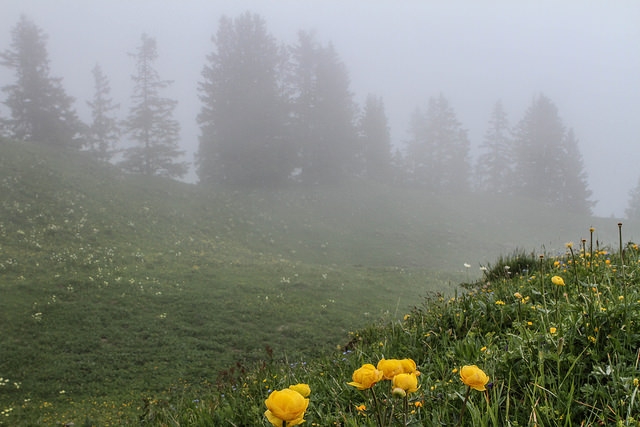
[
  {"xmin": 1, "ymin": 139, "xmax": 639, "ymax": 425},
  {"xmin": 138, "ymin": 240, "xmax": 640, "ymax": 426}
]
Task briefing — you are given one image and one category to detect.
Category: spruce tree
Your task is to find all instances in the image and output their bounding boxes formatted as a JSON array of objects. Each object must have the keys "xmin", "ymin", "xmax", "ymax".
[
  {"xmin": 120, "ymin": 34, "xmax": 187, "ymax": 178},
  {"xmin": 511, "ymin": 94, "xmax": 592, "ymax": 213},
  {"xmin": 86, "ymin": 63, "xmax": 119, "ymax": 162},
  {"xmin": 475, "ymin": 100, "xmax": 514, "ymax": 193},
  {"xmin": 197, "ymin": 12, "xmax": 291, "ymax": 186},
  {"xmin": 358, "ymin": 94, "xmax": 392, "ymax": 181},
  {"xmin": 626, "ymin": 178, "xmax": 640, "ymax": 220},
  {"xmin": 289, "ymin": 33, "xmax": 357, "ymax": 184},
  {"xmin": 0, "ymin": 15, "xmax": 83, "ymax": 148},
  {"xmin": 406, "ymin": 94, "xmax": 470, "ymax": 193}
]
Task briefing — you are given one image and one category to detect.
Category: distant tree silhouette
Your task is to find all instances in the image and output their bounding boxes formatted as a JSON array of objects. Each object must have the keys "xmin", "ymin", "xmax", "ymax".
[
  {"xmin": 358, "ymin": 94, "xmax": 392, "ymax": 181},
  {"xmin": 289, "ymin": 32, "xmax": 358, "ymax": 184},
  {"xmin": 511, "ymin": 94, "xmax": 592, "ymax": 213},
  {"xmin": 475, "ymin": 100, "xmax": 514, "ymax": 193},
  {"xmin": 557, "ymin": 129, "xmax": 594, "ymax": 213},
  {"xmin": 626, "ymin": 177, "xmax": 640, "ymax": 220},
  {"xmin": 0, "ymin": 15, "xmax": 83, "ymax": 148},
  {"xmin": 197, "ymin": 12, "xmax": 292, "ymax": 186},
  {"xmin": 406, "ymin": 94, "xmax": 470, "ymax": 193},
  {"xmin": 120, "ymin": 34, "xmax": 187, "ymax": 178},
  {"xmin": 85, "ymin": 63, "xmax": 120, "ymax": 162}
]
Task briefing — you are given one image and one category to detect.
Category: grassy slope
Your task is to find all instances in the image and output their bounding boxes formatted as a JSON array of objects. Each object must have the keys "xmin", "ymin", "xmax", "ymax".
[{"xmin": 0, "ymin": 140, "xmax": 634, "ymax": 423}]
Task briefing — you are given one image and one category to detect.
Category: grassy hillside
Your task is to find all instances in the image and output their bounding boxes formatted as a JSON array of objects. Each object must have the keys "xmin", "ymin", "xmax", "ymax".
[{"xmin": 0, "ymin": 139, "xmax": 635, "ymax": 424}]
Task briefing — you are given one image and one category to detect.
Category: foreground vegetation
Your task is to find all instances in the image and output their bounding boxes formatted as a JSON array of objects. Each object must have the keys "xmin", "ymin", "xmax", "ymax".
[
  {"xmin": 1, "ymin": 141, "xmax": 639, "ymax": 424},
  {"xmin": 139, "ymin": 231, "xmax": 640, "ymax": 426}
]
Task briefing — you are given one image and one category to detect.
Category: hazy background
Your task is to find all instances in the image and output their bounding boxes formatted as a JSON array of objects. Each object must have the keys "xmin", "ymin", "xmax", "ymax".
[{"xmin": 1, "ymin": 0, "xmax": 638, "ymax": 217}]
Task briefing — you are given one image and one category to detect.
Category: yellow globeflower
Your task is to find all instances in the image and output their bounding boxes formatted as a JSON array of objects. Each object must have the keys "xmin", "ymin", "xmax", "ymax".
[
  {"xmin": 459, "ymin": 365, "xmax": 490, "ymax": 391},
  {"xmin": 348, "ymin": 364, "xmax": 383, "ymax": 390},
  {"xmin": 551, "ymin": 276, "xmax": 565, "ymax": 286},
  {"xmin": 288, "ymin": 383, "xmax": 311, "ymax": 398},
  {"xmin": 392, "ymin": 373, "xmax": 420, "ymax": 394},
  {"xmin": 377, "ymin": 359, "xmax": 404, "ymax": 380},
  {"xmin": 264, "ymin": 388, "xmax": 310, "ymax": 427},
  {"xmin": 399, "ymin": 358, "xmax": 420, "ymax": 376},
  {"xmin": 377, "ymin": 358, "xmax": 419, "ymax": 379}
]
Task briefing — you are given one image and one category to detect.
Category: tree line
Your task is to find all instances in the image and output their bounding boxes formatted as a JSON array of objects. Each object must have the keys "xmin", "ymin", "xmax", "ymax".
[{"xmin": 1, "ymin": 12, "xmax": 616, "ymax": 216}]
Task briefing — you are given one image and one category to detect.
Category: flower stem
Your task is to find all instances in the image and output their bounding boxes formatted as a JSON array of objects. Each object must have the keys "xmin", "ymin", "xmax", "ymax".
[
  {"xmin": 456, "ymin": 386, "xmax": 471, "ymax": 427},
  {"xmin": 403, "ymin": 395, "xmax": 409, "ymax": 426},
  {"xmin": 370, "ymin": 387, "xmax": 384, "ymax": 427}
]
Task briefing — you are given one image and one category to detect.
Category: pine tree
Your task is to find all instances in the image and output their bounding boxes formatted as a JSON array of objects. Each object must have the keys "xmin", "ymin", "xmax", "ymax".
[
  {"xmin": 511, "ymin": 94, "xmax": 592, "ymax": 213},
  {"xmin": 86, "ymin": 63, "xmax": 119, "ymax": 162},
  {"xmin": 197, "ymin": 12, "xmax": 291, "ymax": 186},
  {"xmin": 406, "ymin": 94, "xmax": 470, "ymax": 193},
  {"xmin": 475, "ymin": 100, "xmax": 514, "ymax": 193},
  {"xmin": 120, "ymin": 34, "xmax": 187, "ymax": 178},
  {"xmin": 0, "ymin": 15, "xmax": 83, "ymax": 148},
  {"xmin": 359, "ymin": 94, "xmax": 392, "ymax": 181}
]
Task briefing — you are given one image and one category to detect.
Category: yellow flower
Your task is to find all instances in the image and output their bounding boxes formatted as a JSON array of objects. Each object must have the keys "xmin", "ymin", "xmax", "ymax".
[
  {"xmin": 550, "ymin": 327, "xmax": 557, "ymax": 334},
  {"xmin": 551, "ymin": 276, "xmax": 565, "ymax": 286},
  {"xmin": 514, "ymin": 292, "xmax": 523, "ymax": 299},
  {"xmin": 264, "ymin": 388, "xmax": 310, "ymax": 427},
  {"xmin": 377, "ymin": 358, "xmax": 419, "ymax": 380},
  {"xmin": 495, "ymin": 300, "xmax": 505, "ymax": 305},
  {"xmin": 355, "ymin": 404, "xmax": 367, "ymax": 412},
  {"xmin": 288, "ymin": 383, "xmax": 311, "ymax": 398},
  {"xmin": 392, "ymin": 373, "xmax": 420, "ymax": 394},
  {"xmin": 459, "ymin": 365, "xmax": 490, "ymax": 391},
  {"xmin": 348, "ymin": 364, "xmax": 383, "ymax": 390}
]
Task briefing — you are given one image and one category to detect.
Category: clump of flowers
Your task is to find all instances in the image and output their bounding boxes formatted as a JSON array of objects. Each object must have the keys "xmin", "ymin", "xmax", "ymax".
[
  {"xmin": 348, "ymin": 358, "xmax": 421, "ymax": 426},
  {"xmin": 264, "ymin": 383, "xmax": 310, "ymax": 427}
]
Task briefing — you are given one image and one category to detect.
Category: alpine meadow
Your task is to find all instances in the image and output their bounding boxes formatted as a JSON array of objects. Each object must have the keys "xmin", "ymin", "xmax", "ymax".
[{"xmin": 2, "ymin": 3, "xmax": 640, "ymax": 426}]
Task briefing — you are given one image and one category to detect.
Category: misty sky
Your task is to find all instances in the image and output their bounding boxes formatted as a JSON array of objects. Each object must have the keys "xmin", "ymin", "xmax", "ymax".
[{"xmin": 1, "ymin": 0, "xmax": 638, "ymax": 217}]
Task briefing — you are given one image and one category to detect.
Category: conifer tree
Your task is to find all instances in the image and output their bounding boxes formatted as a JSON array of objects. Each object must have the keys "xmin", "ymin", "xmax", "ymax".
[
  {"xmin": 359, "ymin": 94, "xmax": 392, "ymax": 181},
  {"xmin": 406, "ymin": 94, "xmax": 470, "ymax": 193},
  {"xmin": 120, "ymin": 34, "xmax": 187, "ymax": 178},
  {"xmin": 86, "ymin": 63, "xmax": 119, "ymax": 162},
  {"xmin": 475, "ymin": 100, "xmax": 514, "ymax": 193},
  {"xmin": 197, "ymin": 12, "xmax": 291, "ymax": 186},
  {"xmin": 511, "ymin": 94, "xmax": 592, "ymax": 213},
  {"xmin": 558, "ymin": 129, "xmax": 594, "ymax": 213},
  {"xmin": 626, "ymin": 178, "xmax": 640, "ymax": 220},
  {"xmin": 0, "ymin": 15, "xmax": 83, "ymax": 148},
  {"xmin": 289, "ymin": 33, "xmax": 357, "ymax": 184}
]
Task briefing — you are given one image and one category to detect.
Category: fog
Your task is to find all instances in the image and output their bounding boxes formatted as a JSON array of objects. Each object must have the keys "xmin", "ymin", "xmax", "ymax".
[{"xmin": 1, "ymin": 0, "xmax": 639, "ymax": 217}]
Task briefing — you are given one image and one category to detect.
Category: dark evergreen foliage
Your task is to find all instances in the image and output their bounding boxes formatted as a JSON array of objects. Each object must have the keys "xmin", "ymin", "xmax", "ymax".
[
  {"xmin": 289, "ymin": 33, "xmax": 358, "ymax": 184},
  {"xmin": 85, "ymin": 63, "xmax": 120, "ymax": 162},
  {"xmin": 358, "ymin": 94, "xmax": 392, "ymax": 181},
  {"xmin": 511, "ymin": 94, "xmax": 593, "ymax": 213},
  {"xmin": 197, "ymin": 12, "xmax": 292, "ymax": 186},
  {"xmin": 626, "ymin": 178, "xmax": 640, "ymax": 220},
  {"xmin": 120, "ymin": 34, "xmax": 187, "ymax": 178},
  {"xmin": 0, "ymin": 15, "xmax": 83, "ymax": 148},
  {"xmin": 406, "ymin": 94, "xmax": 471, "ymax": 193},
  {"xmin": 475, "ymin": 100, "xmax": 514, "ymax": 193}
]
